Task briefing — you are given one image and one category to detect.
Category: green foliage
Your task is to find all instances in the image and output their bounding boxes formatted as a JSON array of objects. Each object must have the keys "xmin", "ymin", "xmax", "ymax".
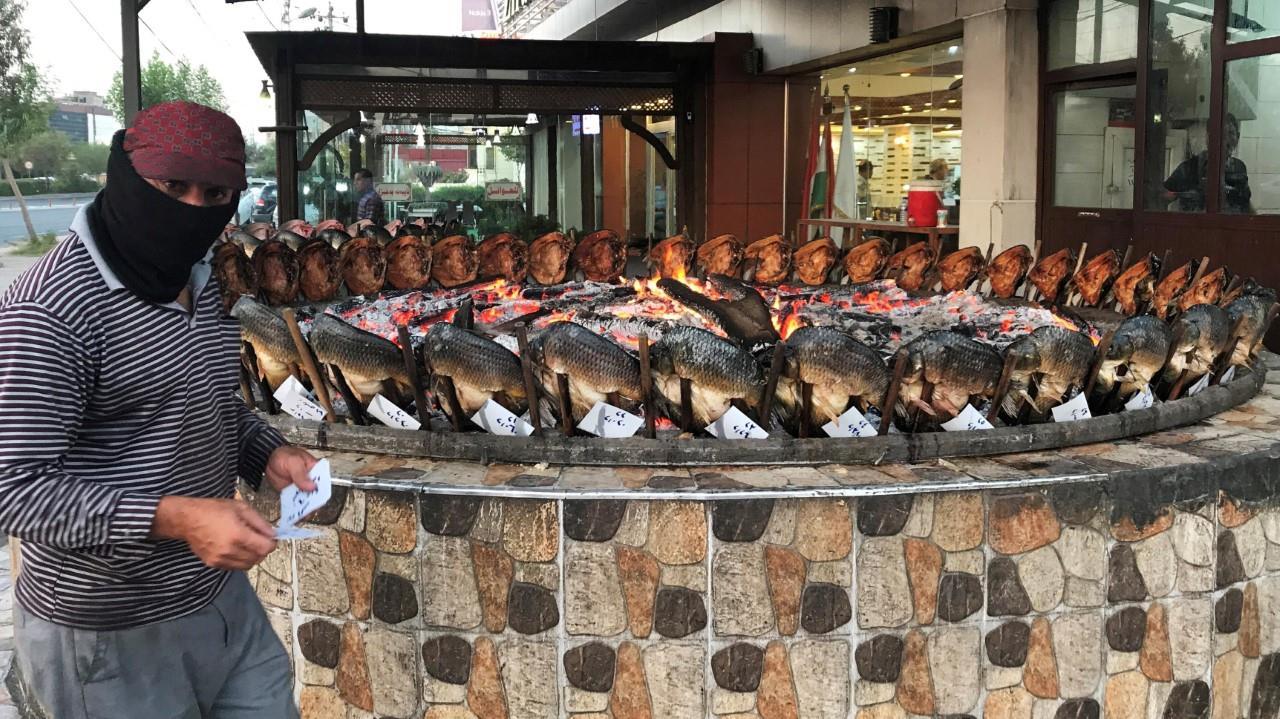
[
  {"xmin": 68, "ymin": 142, "xmax": 109, "ymax": 178},
  {"xmin": 428, "ymin": 184, "xmax": 485, "ymax": 204},
  {"xmin": 0, "ymin": 0, "xmax": 52, "ymax": 157},
  {"xmin": 106, "ymin": 53, "xmax": 227, "ymax": 123},
  {"xmin": 12, "ymin": 231, "xmax": 57, "ymax": 256},
  {"xmin": 16, "ymin": 130, "xmax": 69, "ymax": 176},
  {"xmin": 246, "ymin": 137, "xmax": 277, "ymax": 177},
  {"xmin": 0, "ymin": 177, "xmax": 51, "ymax": 196},
  {"xmin": 441, "ymin": 169, "xmax": 469, "ymax": 184}
]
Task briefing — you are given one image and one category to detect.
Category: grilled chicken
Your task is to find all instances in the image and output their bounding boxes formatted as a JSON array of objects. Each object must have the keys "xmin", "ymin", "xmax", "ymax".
[
  {"xmin": 572, "ymin": 229, "xmax": 627, "ymax": 283},
  {"xmin": 252, "ymin": 239, "xmax": 300, "ymax": 305},
  {"xmin": 296, "ymin": 240, "xmax": 343, "ymax": 302},
  {"xmin": 1151, "ymin": 259, "xmax": 1199, "ymax": 319},
  {"xmin": 477, "ymin": 233, "xmax": 528, "ymax": 283},
  {"xmin": 213, "ymin": 241, "xmax": 257, "ymax": 312},
  {"xmin": 1176, "ymin": 266, "xmax": 1231, "ymax": 313},
  {"xmin": 935, "ymin": 246, "xmax": 986, "ymax": 292},
  {"xmin": 842, "ymin": 238, "xmax": 891, "ymax": 284},
  {"xmin": 744, "ymin": 234, "xmax": 792, "ymax": 285},
  {"xmin": 985, "ymin": 245, "xmax": 1033, "ymax": 298},
  {"xmin": 649, "ymin": 233, "xmax": 693, "ymax": 279},
  {"xmin": 885, "ymin": 241, "xmax": 936, "ymax": 292},
  {"xmin": 432, "ymin": 234, "xmax": 479, "ymax": 288},
  {"xmin": 793, "ymin": 237, "xmax": 839, "ymax": 285},
  {"xmin": 1111, "ymin": 253, "xmax": 1161, "ymax": 315},
  {"xmin": 1028, "ymin": 247, "xmax": 1076, "ymax": 303},
  {"xmin": 696, "ymin": 234, "xmax": 744, "ymax": 277},
  {"xmin": 339, "ymin": 236, "xmax": 387, "ymax": 297},
  {"xmin": 528, "ymin": 232, "xmax": 575, "ymax": 285},
  {"xmin": 385, "ymin": 234, "xmax": 433, "ymax": 290},
  {"xmin": 1069, "ymin": 249, "xmax": 1122, "ymax": 306}
]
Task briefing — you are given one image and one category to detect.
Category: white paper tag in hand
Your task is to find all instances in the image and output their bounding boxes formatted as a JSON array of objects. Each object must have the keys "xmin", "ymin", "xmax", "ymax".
[
  {"xmin": 822, "ymin": 405, "xmax": 878, "ymax": 438},
  {"xmin": 272, "ymin": 376, "xmax": 327, "ymax": 421},
  {"xmin": 367, "ymin": 394, "xmax": 421, "ymax": 430},
  {"xmin": 1187, "ymin": 372, "xmax": 1212, "ymax": 397},
  {"xmin": 940, "ymin": 404, "xmax": 994, "ymax": 431},
  {"xmin": 1125, "ymin": 384, "xmax": 1156, "ymax": 411},
  {"xmin": 471, "ymin": 399, "xmax": 534, "ymax": 437},
  {"xmin": 1051, "ymin": 393, "xmax": 1092, "ymax": 423},
  {"xmin": 276, "ymin": 458, "xmax": 333, "ymax": 539},
  {"xmin": 706, "ymin": 405, "xmax": 769, "ymax": 439},
  {"xmin": 275, "ymin": 525, "xmax": 323, "ymax": 540},
  {"xmin": 578, "ymin": 401, "xmax": 643, "ymax": 438}
]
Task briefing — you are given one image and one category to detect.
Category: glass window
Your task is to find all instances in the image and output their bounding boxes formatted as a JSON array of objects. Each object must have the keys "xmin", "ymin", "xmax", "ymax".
[
  {"xmin": 1222, "ymin": 54, "xmax": 1280, "ymax": 214},
  {"xmin": 1052, "ymin": 85, "xmax": 1137, "ymax": 208},
  {"xmin": 1144, "ymin": 0, "xmax": 1213, "ymax": 212},
  {"xmin": 1047, "ymin": 0, "xmax": 1139, "ymax": 70},
  {"xmin": 1229, "ymin": 0, "xmax": 1280, "ymax": 44}
]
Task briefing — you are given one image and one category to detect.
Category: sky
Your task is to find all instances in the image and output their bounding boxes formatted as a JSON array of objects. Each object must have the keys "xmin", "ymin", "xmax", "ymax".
[{"xmin": 23, "ymin": 0, "xmax": 466, "ymax": 141}]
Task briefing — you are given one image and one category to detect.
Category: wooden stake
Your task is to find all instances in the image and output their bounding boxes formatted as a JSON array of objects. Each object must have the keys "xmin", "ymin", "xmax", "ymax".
[
  {"xmin": 556, "ymin": 373, "xmax": 574, "ymax": 437},
  {"xmin": 1221, "ymin": 275, "xmax": 1244, "ymax": 306},
  {"xmin": 1119, "ymin": 243, "xmax": 1134, "ymax": 271},
  {"xmin": 1187, "ymin": 255, "xmax": 1211, "ymax": 292},
  {"xmin": 758, "ymin": 342, "xmax": 787, "ymax": 431},
  {"xmin": 638, "ymin": 335, "xmax": 656, "ymax": 439},
  {"xmin": 987, "ymin": 352, "xmax": 1019, "ymax": 426},
  {"xmin": 679, "ymin": 377, "xmax": 694, "ymax": 433},
  {"xmin": 1166, "ymin": 369, "xmax": 1192, "ymax": 401},
  {"xmin": 1024, "ymin": 240, "xmax": 1043, "ymax": 301},
  {"xmin": 329, "ymin": 365, "xmax": 368, "ymax": 425},
  {"xmin": 799, "ymin": 382, "xmax": 814, "ymax": 438},
  {"xmin": 1156, "ymin": 249, "xmax": 1173, "ymax": 280},
  {"xmin": 237, "ymin": 364, "xmax": 256, "ymax": 409},
  {"xmin": 396, "ymin": 325, "xmax": 432, "ymax": 430},
  {"xmin": 281, "ymin": 308, "xmax": 335, "ymax": 422},
  {"xmin": 514, "ymin": 324, "xmax": 543, "ymax": 436},
  {"xmin": 241, "ymin": 341, "xmax": 276, "ymax": 414},
  {"xmin": 1082, "ymin": 328, "xmax": 1118, "ymax": 398},
  {"xmin": 879, "ymin": 350, "xmax": 908, "ymax": 436},
  {"xmin": 439, "ymin": 375, "xmax": 465, "ymax": 432},
  {"xmin": 1212, "ymin": 315, "xmax": 1249, "ymax": 384},
  {"xmin": 912, "ymin": 380, "xmax": 934, "ymax": 433}
]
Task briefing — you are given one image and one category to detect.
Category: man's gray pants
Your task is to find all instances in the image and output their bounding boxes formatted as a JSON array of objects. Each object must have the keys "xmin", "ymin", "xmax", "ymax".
[{"xmin": 14, "ymin": 572, "xmax": 298, "ymax": 719}]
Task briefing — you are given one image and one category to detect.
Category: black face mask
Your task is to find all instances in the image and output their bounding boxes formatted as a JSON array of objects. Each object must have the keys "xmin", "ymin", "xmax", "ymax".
[{"xmin": 86, "ymin": 131, "xmax": 239, "ymax": 304}]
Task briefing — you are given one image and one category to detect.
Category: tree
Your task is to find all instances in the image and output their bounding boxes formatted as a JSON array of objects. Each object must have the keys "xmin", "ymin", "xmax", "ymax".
[
  {"xmin": 0, "ymin": 0, "xmax": 51, "ymax": 242},
  {"xmin": 18, "ymin": 130, "xmax": 70, "ymax": 177},
  {"xmin": 106, "ymin": 52, "xmax": 227, "ymax": 123},
  {"xmin": 245, "ymin": 137, "xmax": 277, "ymax": 177},
  {"xmin": 69, "ymin": 142, "xmax": 110, "ymax": 178}
]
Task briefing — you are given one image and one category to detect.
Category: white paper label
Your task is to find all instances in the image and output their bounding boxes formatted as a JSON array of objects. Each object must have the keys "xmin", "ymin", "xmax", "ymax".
[
  {"xmin": 272, "ymin": 376, "xmax": 327, "ymax": 421},
  {"xmin": 822, "ymin": 405, "xmax": 878, "ymax": 438},
  {"xmin": 276, "ymin": 458, "xmax": 333, "ymax": 539},
  {"xmin": 1187, "ymin": 372, "xmax": 1212, "ymax": 397},
  {"xmin": 940, "ymin": 404, "xmax": 994, "ymax": 432},
  {"xmin": 1221, "ymin": 366, "xmax": 1236, "ymax": 384},
  {"xmin": 577, "ymin": 401, "xmax": 644, "ymax": 438},
  {"xmin": 471, "ymin": 399, "xmax": 534, "ymax": 437},
  {"xmin": 1051, "ymin": 393, "xmax": 1092, "ymax": 423},
  {"xmin": 1125, "ymin": 384, "xmax": 1156, "ymax": 411},
  {"xmin": 706, "ymin": 405, "xmax": 769, "ymax": 440},
  {"xmin": 367, "ymin": 394, "xmax": 421, "ymax": 430}
]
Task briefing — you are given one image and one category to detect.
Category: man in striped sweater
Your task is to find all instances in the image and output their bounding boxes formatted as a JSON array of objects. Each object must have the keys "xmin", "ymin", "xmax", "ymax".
[{"xmin": 0, "ymin": 101, "xmax": 315, "ymax": 718}]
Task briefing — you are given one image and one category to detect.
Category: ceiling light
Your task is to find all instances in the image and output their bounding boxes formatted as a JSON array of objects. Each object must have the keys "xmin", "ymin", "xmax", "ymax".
[
  {"xmin": 902, "ymin": 105, "xmax": 912, "ymax": 111},
  {"xmin": 848, "ymin": 67, "xmax": 857, "ymax": 73},
  {"xmin": 924, "ymin": 102, "xmax": 932, "ymax": 107},
  {"xmin": 948, "ymin": 99, "xmax": 957, "ymax": 104},
  {"xmin": 853, "ymin": 105, "xmax": 862, "ymax": 111},
  {"xmin": 954, "ymin": 74, "xmax": 963, "ymax": 79},
  {"xmin": 900, "ymin": 72, "xmax": 911, "ymax": 77},
  {"xmin": 526, "ymin": 113, "xmax": 539, "ymax": 124},
  {"xmin": 948, "ymin": 45, "xmax": 959, "ymax": 55},
  {"xmin": 259, "ymin": 80, "xmax": 272, "ymax": 100}
]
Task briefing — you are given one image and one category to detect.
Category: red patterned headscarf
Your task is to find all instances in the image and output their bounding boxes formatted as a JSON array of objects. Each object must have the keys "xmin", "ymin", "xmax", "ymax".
[{"xmin": 123, "ymin": 101, "xmax": 248, "ymax": 190}]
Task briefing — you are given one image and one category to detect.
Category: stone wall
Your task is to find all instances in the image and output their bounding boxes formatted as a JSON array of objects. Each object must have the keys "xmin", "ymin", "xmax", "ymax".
[{"xmin": 247, "ymin": 474, "xmax": 1280, "ymax": 719}]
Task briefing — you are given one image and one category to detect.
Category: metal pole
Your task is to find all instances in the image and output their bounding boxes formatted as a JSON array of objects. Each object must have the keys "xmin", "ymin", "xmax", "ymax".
[{"xmin": 120, "ymin": 0, "xmax": 143, "ymax": 125}]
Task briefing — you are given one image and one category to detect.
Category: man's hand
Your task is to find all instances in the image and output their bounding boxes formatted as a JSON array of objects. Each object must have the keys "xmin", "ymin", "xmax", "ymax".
[
  {"xmin": 264, "ymin": 445, "xmax": 319, "ymax": 493},
  {"xmin": 152, "ymin": 497, "xmax": 277, "ymax": 570}
]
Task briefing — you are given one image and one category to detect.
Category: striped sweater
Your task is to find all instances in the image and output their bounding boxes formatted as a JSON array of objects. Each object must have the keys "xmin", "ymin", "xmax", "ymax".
[{"xmin": 0, "ymin": 207, "xmax": 285, "ymax": 629}]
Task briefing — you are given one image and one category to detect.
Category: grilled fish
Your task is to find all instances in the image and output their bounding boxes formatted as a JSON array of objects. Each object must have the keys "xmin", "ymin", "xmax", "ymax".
[
  {"xmin": 231, "ymin": 296, "xmax": 298, "ymax": 390},
  {"xmin": 1002, "ymin": 326, "xmax": 1095, "ymax": 419},
  {"xmin": 422, "ymin": 322, "xmax": 527, "ymax": 417},
  {"xmin": 243, "ymin": 222, "xmax": 274, "ymax": 241},
  {"xmin": 432, "ymin": 235, "xmax": 479, "ymax": 288},
  {"xmin": 573, "ymin": 229, "xmax": 626, "ymax": 283},
  {"xmin": 279, "ymin": 219, "xmax": 313, "ymax": 239},
  {"xmin": 897, "ymin": 330, "xmax": 1003, "ymax": 422},
  {"xmin": 1151, "ymin": 259, "xmax": 1199, "ymax": 319},
  {"xmin": 793, "ymin": 237, "xmax": 838, "ymax": 285},
  {"xmin": 936, "ymin": 246, "xmax": 985, "ymax": 292},
  {"xmin": 1176, "ymin": 266, "xmax": 1231, "ymax": 313},
  {"xmin": 346, "ymin": 219, "xmax": 373, "ymax": 237},
  {"xmin": 649, "ymin": 233, "xmax": 693, "ymax": 280},
  {"xmin": 385, "ymin": 234, "xmax": 433, "ymax": 290},
  {"xmin": 309, "ymin": 313, "xmax": 409, "ymax": 403},
  {"xmin": 316, "ymin": 227, "xmax": 351, "ymax": 252},
  {"xmin": 1029, "ymin": 248, "xmax": 1075, "ymax": 303},
  {"xmin": 744, "ymin": 234, "xmax": 792, "ymax": 285},
  {"xmin": 696, "ymin": 234, "xmax": 744, "ymax": 277},
  {"xmin": 253, "ymin": 239, "xmax": 300, "ymax": 305},
  {"xmin": 1166, "ymin": 303, "xmax": 1232, "ymax": 382},
  {"xmin": 229, "ymin": 230, "xmax": 263, "ymax": 257},
  {"xmin": 359, "ymin": 225, "xmax": 395, "ymax": 247},
  {"xmin": 273, "ymin": 230, "xmax": 309, "ymax": 252},
  {"xmin": 529, "ymin": 322, "xmax": 642, "ymax": 420},
  {"xmin": 885, "ymin": 241, "xmax": 936, "ymax": 292},
  {"xmin": 297, "ymin": 240, "xmax": 343, "ymax": 302},
  {"xmin": 1069, "ymin": 249, "xmax": 1121, "ymax": 306},
  {"xmin": 775, "ymin": 326, "xmax": 889, "ymax": 430},
  {"xmin": 213, "ymin": 242, "xmax": 257, "ymax": 313},
  {"xmin": 650, "ymin": 325, "xmax": 765, "ymax": 427},
  {"xmin": 340, "ymin": 236, "xmax": 387, "ymax": 296},
  {"xmin": 843, "ymin": 238, "xmax": 891, "ymax": 284},
  {"xmin": 314, "ymin": 219, "xmax": 346, "ymax": 235},
  {"xmin": 1095, "ymin": 315, "xmax": 1173, "ymax": 398},
  {"xmin": 985, "ymin": 244, "xmax": 1033, "ymax": 298},
  {"xmin": 528, "ymin": 232, "xmax": 575, "ymax": 285},
  {"xmin": 477, "ymin": 233, "xmax": 528, "ymax": 284},
  {"xmin": 1225, "ymin": 287, "xmax": 1277, "ymax": 366},
  {"xmin": 1111, "ymin": 253, "xmax": 1161, "ymax": 315}
]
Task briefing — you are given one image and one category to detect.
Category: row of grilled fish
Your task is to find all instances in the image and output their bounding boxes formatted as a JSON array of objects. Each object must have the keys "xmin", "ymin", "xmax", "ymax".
[{"xmin": 234, "ymin": 278, "xmax": 1274, "ymax": 433}]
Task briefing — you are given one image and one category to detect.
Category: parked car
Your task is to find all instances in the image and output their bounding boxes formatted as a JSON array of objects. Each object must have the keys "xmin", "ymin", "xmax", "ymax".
[
  {"xmin": 235, "ymin": 185, "xmax": 263, "ymax": 224},
  {"xmin": 403, "ymin": 201, "xmax": 449, "ymax": 224},
  {"xmin": 250, "ymin": 183, "xmax": 277, "ymax": 223}
]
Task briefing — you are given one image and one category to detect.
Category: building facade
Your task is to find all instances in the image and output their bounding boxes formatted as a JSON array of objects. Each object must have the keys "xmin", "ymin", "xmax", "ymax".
[{"xmin": 48, "ymin": 91, "xmax": 120, "ymax": 144}]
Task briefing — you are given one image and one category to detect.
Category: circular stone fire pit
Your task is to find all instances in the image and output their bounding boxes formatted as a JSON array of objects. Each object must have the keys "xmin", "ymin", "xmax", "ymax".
[{"xmin": 228, "ymin": 360, "xmax": 1280, "ymax": 719}]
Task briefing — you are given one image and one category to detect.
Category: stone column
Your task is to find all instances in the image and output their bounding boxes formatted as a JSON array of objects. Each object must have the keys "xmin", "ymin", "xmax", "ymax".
[{"xmin": 958, "ymin": 2, "xmax": 1039, "ymax": 252}]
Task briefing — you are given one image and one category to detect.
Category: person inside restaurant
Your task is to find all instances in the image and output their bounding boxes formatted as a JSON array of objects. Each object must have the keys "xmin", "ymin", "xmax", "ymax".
[{"xmin": 1163, "ymin": 114, "xmax": 1253, "ymax": 214}]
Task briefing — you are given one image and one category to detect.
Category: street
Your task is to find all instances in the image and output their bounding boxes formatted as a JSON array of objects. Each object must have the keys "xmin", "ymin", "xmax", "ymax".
[{"xmin": 0, "ymin": 194, "xmax": 92, "ymax": 245}]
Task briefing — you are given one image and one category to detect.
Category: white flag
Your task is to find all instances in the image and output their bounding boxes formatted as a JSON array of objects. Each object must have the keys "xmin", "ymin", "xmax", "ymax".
[{"xmin": 831, "ymin": 96, "xmax": 859, "ymax": 244}]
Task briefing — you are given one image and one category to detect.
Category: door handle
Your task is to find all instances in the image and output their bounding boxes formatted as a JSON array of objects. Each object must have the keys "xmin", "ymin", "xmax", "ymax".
[{"xmin": 1076, "ymin": 211, "xmax": 1101, "ymax": 218}]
